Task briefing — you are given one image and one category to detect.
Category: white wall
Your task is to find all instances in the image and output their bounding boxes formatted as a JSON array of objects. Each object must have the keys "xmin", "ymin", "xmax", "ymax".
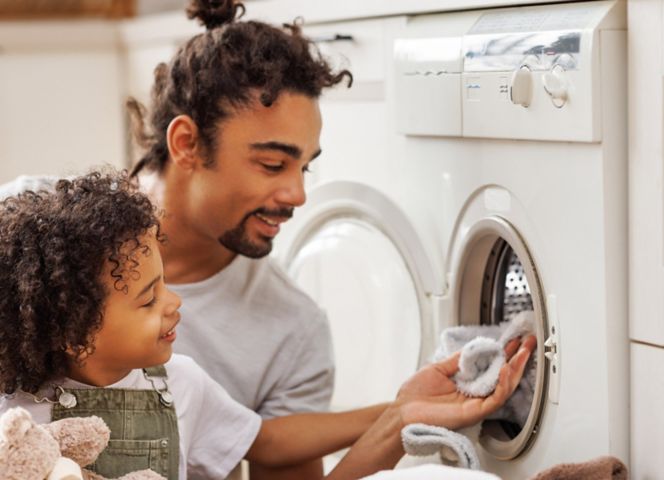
[{"xmin": 0, "ymin": 21, "xmax": 127, "ymax": 184}]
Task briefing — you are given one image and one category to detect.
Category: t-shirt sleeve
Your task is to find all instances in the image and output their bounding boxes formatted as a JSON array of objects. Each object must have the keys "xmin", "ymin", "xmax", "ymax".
[
  {"xmin": 0, "ymin": 175, "xmax": 58, "ymax": 200},
  {"xmin": 256, "ymin": 308, "xmax": 335, "ymax": 419},
  {"xmin": 183, "ymin": 358, "xmax": 262, "ymax": 479}
]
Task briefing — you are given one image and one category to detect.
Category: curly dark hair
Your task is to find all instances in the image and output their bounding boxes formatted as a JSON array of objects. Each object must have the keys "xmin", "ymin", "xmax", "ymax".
[
  {"xmin": 127, "ymin": 0, "xmax": 352, "ymax": 175},
  {"xmin": 0, "ymin": 171, "xmax": 162, "ymax": 394}
]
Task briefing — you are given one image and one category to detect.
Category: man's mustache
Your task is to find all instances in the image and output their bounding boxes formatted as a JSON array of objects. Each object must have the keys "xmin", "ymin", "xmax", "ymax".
[{"xmin": 246, "ymin": 207, "xmax": 294, "ymax": 221}]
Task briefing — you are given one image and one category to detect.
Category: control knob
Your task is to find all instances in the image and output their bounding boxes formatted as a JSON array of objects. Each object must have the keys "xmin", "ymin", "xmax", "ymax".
[
  {"xmin": 509, "ymin": 65, "xmax": 532, "ymax": 108},
  {"xmin": 542, "ymin": 64, "xmax": 569, "ymax": 108}
]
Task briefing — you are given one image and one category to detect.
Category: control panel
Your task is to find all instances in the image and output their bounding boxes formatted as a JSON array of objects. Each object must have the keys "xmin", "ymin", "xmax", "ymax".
[{"xmin": 394, "ymin": 1, "xmax": 624, "ymax": 142}]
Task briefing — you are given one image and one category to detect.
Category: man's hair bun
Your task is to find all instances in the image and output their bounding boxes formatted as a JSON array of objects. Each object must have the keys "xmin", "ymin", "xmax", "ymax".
[{"xmin": 186, "ymin": 0, "xmax": 245, "ymax": 30}]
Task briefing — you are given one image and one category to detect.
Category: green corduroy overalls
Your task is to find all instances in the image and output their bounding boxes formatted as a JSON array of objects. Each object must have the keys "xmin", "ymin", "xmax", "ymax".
[{"xmin": 51, "ymin": 366, "xmax": 179, "ymax": 479}]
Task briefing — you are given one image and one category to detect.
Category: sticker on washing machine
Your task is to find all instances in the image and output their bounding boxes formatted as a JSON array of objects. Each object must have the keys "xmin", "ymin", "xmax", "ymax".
[
  {"xmin": 463, "ymin": 30, "xmax": 581, "ymax": 72},
  {"xmin": 468, "ymin": 7, "xmax": 599, "ymax": 35}
]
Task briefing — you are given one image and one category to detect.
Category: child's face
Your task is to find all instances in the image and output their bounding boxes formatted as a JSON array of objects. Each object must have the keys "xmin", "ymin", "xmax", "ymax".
[{"xmin": 88, "ymin": 232, "xmax": 182, "ymax": 376}]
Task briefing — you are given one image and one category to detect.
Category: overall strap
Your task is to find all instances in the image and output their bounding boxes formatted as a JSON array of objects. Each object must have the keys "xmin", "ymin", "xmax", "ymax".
[{"xmin": 144, "ymin": 365, "xmax": 168, "ymax": 378}]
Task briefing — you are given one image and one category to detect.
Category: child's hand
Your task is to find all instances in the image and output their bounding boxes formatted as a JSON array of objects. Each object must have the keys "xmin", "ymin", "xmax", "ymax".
[{"xmin": 396, "ymin": 335, "xmax": 536, "ymax": 430}]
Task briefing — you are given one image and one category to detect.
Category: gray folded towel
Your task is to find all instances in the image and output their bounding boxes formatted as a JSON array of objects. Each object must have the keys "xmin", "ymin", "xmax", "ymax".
[{"xmin": 401, "ymin": 424, "xmax": 481, "ymax": 470}]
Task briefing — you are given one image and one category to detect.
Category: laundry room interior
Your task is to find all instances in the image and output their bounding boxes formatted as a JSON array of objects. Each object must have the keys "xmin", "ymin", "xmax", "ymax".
[{"xmin": 0, "ymin": 0, "xmax": 661, "ymax": 479}]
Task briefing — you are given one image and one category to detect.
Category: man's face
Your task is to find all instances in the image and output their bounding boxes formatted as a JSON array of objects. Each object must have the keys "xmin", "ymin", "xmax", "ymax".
[{"xmin": 185, "ymin": 92, "xmax": 322, "ymax": 258}]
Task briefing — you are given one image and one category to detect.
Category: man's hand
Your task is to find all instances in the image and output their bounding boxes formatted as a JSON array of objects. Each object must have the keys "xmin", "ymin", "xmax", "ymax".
[{"xmin": 397, "ymin": 335, "xmax": 536, "ymax": 430}]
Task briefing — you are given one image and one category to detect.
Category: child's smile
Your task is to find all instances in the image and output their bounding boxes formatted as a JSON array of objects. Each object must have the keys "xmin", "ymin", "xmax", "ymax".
[{"xmin": 159, "ymin": 315, "xmax": 180, "ymax": 343}]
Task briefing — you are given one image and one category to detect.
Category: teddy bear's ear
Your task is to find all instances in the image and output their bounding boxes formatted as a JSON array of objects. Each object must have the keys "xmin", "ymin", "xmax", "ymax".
[
  {"xmin": 44, "ymin": 416, "xmax": 110, "ymax": 468},
  {"xmin": 0, "ymin": 407, "xmax": 34, "ymax": 442},
  {"xmin": 0, "ymin": 407, "xmax": 62, "ymax": 480}
]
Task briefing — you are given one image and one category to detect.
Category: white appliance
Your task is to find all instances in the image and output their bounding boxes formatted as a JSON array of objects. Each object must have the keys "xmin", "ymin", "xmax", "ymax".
[{"xmin": 275, "ymin": 1, "xmax": 628, "ymax": 477}]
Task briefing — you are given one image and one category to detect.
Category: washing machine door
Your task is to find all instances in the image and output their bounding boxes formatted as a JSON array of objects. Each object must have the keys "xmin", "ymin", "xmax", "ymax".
[
  {"xmin": 449, "ymin": 213, "xmax": 549, "ymax": 464},
  {"xmin": 276, "ymin": 180, "xmax": 440, "ymax": 411}
]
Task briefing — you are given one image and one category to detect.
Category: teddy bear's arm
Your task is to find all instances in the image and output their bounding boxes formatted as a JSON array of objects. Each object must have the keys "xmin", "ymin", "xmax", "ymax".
[{"xmin": 47, "ymin": 457, "xmax": 83, "ymax": 480}]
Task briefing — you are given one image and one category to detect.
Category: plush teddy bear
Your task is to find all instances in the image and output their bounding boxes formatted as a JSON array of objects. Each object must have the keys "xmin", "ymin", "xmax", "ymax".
[{"xmin": 0, "ymin": 407, "xmax": 165, "ymax": 480}]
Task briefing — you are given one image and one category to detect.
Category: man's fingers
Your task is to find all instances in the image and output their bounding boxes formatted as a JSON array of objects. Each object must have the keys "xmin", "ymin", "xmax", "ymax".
[
  {"xmin": 505, "ymin": 337, "xmax": 535, "ymax": 385},
  {"xmin": 483, "ymin": 338, "xmax": 536, "ymax": 414},
  {"xmin": 504, "ymin": 337, "xmax": 520, "ymax": 360},
  {"xmin": 433, "ymin": 351, "xmax": 461, "ymax": 377},
  {"xmin": 520, "ymin": 334, "xmax": 537, "ymax": 354}
]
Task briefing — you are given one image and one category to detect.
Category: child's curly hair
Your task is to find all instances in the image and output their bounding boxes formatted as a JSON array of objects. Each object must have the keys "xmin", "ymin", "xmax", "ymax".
[{"xmin": 0, "ymin": 171, "xmax": 162, "ymax": 394}]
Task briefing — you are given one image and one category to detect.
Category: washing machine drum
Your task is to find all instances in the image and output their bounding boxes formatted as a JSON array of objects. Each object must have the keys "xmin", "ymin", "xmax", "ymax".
[
  {"xmin": 480, "ymin": 238, "xmax": 534, "ymax": 325},
  {"xmin": 285, "ymin": 215, "xmax": 426, "ymax": 411}
]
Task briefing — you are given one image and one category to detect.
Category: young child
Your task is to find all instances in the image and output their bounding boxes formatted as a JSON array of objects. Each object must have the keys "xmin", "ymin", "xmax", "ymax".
[{"xmin": 0, "ymin": 171, "xmax": 534, "ymax": 479}]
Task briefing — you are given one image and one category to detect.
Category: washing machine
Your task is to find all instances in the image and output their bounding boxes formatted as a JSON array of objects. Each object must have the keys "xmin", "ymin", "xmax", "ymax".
[
  {"xmin": 391, "ymin": 0, "xmax": 628, "ymax": 476},
  {"xmin": 275, "ymin": 1, "xmax": 628, "ymax": 477}
]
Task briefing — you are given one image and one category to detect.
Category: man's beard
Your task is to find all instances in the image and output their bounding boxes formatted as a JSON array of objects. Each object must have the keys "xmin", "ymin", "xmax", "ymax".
[{"xmin": 219, "ymin": 207, "xmax": 293, "ymax": 258}]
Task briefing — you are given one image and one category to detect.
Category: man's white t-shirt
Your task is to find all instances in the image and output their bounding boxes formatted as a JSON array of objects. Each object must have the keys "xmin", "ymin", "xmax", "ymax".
[
  {"xmin": 170, "ymin": 254, "xmax": 335, "ymax": 419},
  {"xmin": 0, "ymin": 354, "xmax": 262, "ymax": 479}
]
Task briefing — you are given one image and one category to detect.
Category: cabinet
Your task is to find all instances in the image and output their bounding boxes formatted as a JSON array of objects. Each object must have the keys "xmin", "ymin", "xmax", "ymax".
[
  {"xmin": 299, "ymin": 17, "xmax": 397, "ymax": 187},
  {"xmin": 628, "ymin": 0, "xmax": 664, "ymax": 347},
  {"xmin": 630, "ymin": 343, "xmax": 664, "ymax": 478},
  {"xmin": 628, "ymin": 0, "xmax": 664, "ymax": 475}
]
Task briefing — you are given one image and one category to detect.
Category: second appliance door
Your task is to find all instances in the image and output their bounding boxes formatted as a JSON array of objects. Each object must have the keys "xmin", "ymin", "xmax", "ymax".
[{"xmin": 277, "ymin": 180, "xmax": 439, "ymax": 411}]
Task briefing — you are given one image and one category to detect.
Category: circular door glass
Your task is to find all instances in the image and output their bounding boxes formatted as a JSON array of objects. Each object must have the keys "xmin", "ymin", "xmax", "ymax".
[{"xmin": 288, "ymin": 216, "xmax": 422, "ymax": 411}]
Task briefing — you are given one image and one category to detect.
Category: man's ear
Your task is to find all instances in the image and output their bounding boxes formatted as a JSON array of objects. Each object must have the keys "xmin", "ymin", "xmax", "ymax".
[{"xmin": 166, "ymin": 115, "xmax": 203, "ymax": 172}]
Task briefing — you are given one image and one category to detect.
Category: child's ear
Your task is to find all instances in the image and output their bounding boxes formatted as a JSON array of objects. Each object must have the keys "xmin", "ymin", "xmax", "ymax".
[
  {"xmin": 64, "ymin": 344, "xmax": 78, "ymax": 357},
  {"xmin": 64, "ymin": 344, "xmax": 92, "ymax": 361},
  {"xmin": 167, "ymin": 115, "xmax": 204, "ymax": 172}
]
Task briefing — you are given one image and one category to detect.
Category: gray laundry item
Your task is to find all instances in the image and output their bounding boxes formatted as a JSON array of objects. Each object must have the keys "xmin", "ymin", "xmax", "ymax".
[
  {"xmin": 402, "ymin": 311, "xmax": 537, "ymax": 472},
  {"xmin": 434, "ymin": 310, "xmax": 537, "ymax": 427},
  {"xmin": 455, "ymin": 337, "xmax": 506, "ymax": 397},
  {"xmin": 402, "ymin": 423, "xmax": 481, "ymax": 471}
]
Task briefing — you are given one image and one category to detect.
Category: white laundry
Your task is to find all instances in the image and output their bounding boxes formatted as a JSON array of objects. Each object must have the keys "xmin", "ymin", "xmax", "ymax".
[{"xmin": 359, "ymin": 464, "xmax": 501, "ymax": 480}]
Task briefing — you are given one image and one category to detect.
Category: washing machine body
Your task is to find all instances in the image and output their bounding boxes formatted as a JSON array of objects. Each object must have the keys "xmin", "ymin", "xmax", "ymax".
[{"xmin": 391, "ymin": 0, "xmax": 628, "ymax": 477}]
